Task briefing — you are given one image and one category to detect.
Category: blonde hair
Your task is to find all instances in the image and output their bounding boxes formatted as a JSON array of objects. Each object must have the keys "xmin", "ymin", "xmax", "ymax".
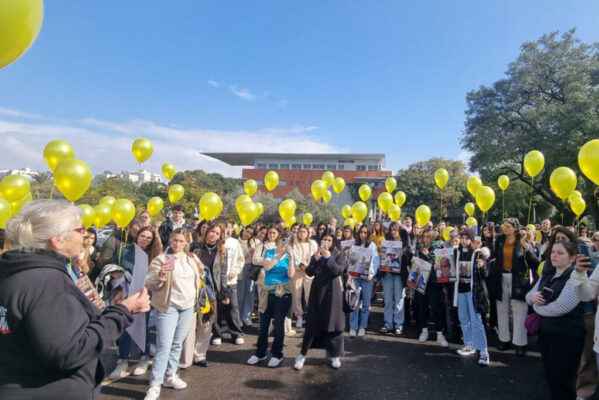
[{"xmin": 5, "ymin": 200, "xmax": 81, "ymax": 251}]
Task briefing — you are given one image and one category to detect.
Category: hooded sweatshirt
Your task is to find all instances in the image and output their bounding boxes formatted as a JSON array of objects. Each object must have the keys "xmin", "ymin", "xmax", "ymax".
[{"xmin": 0, "ymin": 249, "xmax": 133, "ymax": 400}]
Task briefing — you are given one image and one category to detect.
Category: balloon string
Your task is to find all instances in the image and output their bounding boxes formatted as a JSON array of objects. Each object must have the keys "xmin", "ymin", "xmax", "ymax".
[
  {"xmin": 561, "ymin": 200, "xmax": 565, "ymax": 226},
  {"xmin": 502, "ymin": 190, "xmax": 505, "ymax": 221},
  {"xmin": 440, "ymin": 189, "xmax": 443, "ymax": 222},
  {"xmin": 527, "ymin": 177, "xmax": 534, "ymax": 225},
  {"xmin": 50, "ymin": 185, "xmax": 55, "ymax": 200}
]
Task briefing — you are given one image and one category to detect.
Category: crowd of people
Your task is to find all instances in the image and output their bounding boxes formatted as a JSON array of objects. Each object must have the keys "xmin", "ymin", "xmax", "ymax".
[{"xmin": 0, "ymin": 199, "xmax": 598, "ymax": 400}]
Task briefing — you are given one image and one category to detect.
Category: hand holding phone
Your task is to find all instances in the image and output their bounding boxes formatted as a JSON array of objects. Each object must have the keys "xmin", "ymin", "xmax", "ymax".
[{"xmin": 541, "ymin": 287, "xmax": 554, "ymax": 301}]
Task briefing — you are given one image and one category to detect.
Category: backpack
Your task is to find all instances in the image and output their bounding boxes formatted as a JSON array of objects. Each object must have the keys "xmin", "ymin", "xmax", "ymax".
[
  {"xmin": 94, "ymin": 264, "xmax": 132, "ymax": 306},
  {"xmin": 340, "ymin": 275, "xmax": 362, "ymax": 313}
]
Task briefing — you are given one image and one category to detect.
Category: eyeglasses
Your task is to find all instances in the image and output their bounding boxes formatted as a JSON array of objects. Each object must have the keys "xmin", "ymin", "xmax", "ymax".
[
  {"xmin": 73, "ymin": 226, "xmax": 86, "ymax": 234},
  {"xmin": 592, "ymin": 238, "xmax": 599, "ymax": 242}
]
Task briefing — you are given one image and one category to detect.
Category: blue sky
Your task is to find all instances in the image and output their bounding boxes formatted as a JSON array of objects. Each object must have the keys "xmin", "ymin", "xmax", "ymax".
[{"xmin": 1, "ymin": 0, "xmax": 598, "ymax": 177}]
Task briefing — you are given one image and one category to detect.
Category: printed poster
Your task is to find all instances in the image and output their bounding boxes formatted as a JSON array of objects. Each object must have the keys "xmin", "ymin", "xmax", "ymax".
[
  {"xmin": 379, "ymin": 240, "xmax": 403, "ymax": 273},
  {"xmin": 458, "ymin": 260, "xmax": 473, "ymax": 284},
  {"xmin": 433, "ymin": 248, "xmax": 455, "ymax": 283},
  {"xmin": 407, "ymin": 257, "xmax": 432, "ymax": 294},
  {"xmin": 348, "ymin": 245, "xmax": 373, "ymax": 279}
]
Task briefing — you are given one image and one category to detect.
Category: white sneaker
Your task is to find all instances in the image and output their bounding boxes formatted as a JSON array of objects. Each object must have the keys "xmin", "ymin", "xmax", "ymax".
[
  {"xmin": 349, "ymin": 330, "xmax": 357, "ymax": 337},
  {"xmin": 436, "ymin": 332, "xmax": 448, "ymax": 347},
  {"xmin": 358, "ymin": 328, "xmax": 365, "ymax": 337},
  {"xmin": 247, "ymin": 355, "xmax": 267, "ymax": 365},
  {"xmin": 294, "ymin": 355, "xmax": 306, "ymax": 370},
  {"xmin": 268, "ymin": 357, "xmax": 283, "ymax": 368},
  {"xmin": 163, "ymin": 373, "xmax": 187, "ymax": 389},
  {"xmin": 235, "ymin": 337, "xmax": 245, "ymax": 345},
  {"xmin": 296, "ymin": 316, "xmax": 303, "ymax": 329},
  {"xmin": 285, "ymin": 329, "xmax": 297, "ymax": 337},
  {"xmin": 144, "ymin": 385, "xmax": 161, "ymax": 400},
  {"xmin": 419, "ymin": 328, "xmax": 429, "ymax": 342},
  {"xmin": 108, "ymin": 359, "xmax": 128, "ymax": 379},
  {"xmin": 211, "ymin": 337, "xmax": 222, "ymax": 346},
  {"xmin": 457, "ymin": 343, "xmax": 476, "ymax": 356},
  {"xmin": 478, "ymin": 350, "xmax": 490, "ymax": 366},
  {"xmin": 331, "ymin": 357, "xmax": 341, "ymax": 369},
  {"xmin": 133, "ymin": 357, "xmax": 149, "ymax": 376}
]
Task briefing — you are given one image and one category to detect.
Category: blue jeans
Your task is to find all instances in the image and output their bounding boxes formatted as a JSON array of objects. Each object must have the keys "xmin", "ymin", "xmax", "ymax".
[
  {"xmin": 256, "ymin": 293, "xmax": 291, "ymax": 359},
  {"xmin": 237, "ymin": 264, "xmax": 256, "ymax": 324},
  {"xmin": 150, "ymin": 306, "xmax": 194, "ymax": 386},
  {"xmin": 457, "ymin": 292, "xmax": 487, "ymax": 351},
  {"xmin": 382, "ymin": 274, "xmax": 404, "ymax": 328},
  {"xmin": 118, "ymin": 311, "xmax": 151, "ymax": 359},
  {"xmin": 350, "ymin": 279, "xmax": 374, "ymax": 331}
]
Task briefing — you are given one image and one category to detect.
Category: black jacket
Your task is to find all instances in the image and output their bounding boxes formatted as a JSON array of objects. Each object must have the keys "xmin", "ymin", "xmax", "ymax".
[
  {"xmin": 455, "ymin": 247, "xmax": 490, "ymax": 314},
  {"xmin": 0, "ymin": 250, "xmax": 133, "ymax": 400}
]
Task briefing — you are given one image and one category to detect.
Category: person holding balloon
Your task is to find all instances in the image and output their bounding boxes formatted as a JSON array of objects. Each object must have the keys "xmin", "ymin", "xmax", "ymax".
[{"xmin": 291, "ymin": 224, "xmax": 319, "ymax": 329}]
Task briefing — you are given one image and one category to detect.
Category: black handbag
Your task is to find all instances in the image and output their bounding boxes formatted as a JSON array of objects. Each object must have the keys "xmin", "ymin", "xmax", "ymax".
[
  {"xmin": 246, "ymin": 264, "xmax": 262, "ymax": 282},
  {"xmin": 341, "ymin": 276, "xmax": 362, "ymax": 313}
]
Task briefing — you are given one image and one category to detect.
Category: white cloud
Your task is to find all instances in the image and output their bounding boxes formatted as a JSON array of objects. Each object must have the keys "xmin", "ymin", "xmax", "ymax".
[
  {"xmin": 207, "ymin": 80, "xmax": 221, "ymax": 88},
  {"xmin": 0, "ymin": 110, "xmax": 345, "ymax": 178},
  {"xmin": 207, "ymin": 80, "xmax": 258, "ymax": 102},
  {"xmin": 0, "ymin": 107, "xmax": 43, "ymax": 120}
]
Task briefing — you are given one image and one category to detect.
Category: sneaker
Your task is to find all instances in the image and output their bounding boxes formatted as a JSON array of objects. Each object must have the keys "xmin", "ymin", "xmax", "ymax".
[
  {"xmin": 294, "ymin": 355, "xmax": 306, "ymax": 370},
  {"xmin": 296, "ymin": 316, "xmax": 303, "ymax": 329},
  {"xmin": 331, "ymin": 357, "xmax": 341, "ymax": 369},
  {"xmin": 211, "ymin": 337, "xmax": 222, "ymax": 346},
  {"xmin": 267, "ymin": 357, "xmax": 283, "ymax": 368},
  {"xmin": 418, "ymin": 328, "xmax": 429, "ymax": 342},
  {"xmin": 247, "ymin": 355, "xmax": 267, "ymax": 365},
  {"xmin": 394, "ymin": 326, "xmax": 403, "ymax": 335},
  {"xmin": 358, "ymin": 328, "xmax": 365, "ymax": 337},
  {"xmin": 379, "ymin": 325, "xmax": 390, "ymax": 334},
  {"xmin": 349, "ymin": 330, "xmax": 357, "ymax": 337},
  {"xmin": 144, "ymin": 385, "xmax": 161, "ymax": 400},
  {"xmin": 478, "ymin": 350, "xmax": 490, "ymax": 366},
  {"xmin": 163, "ymin": 374, "xmax": 187, "ymax": 390},
  {"xmin": 285, "ymin": 330, "xmax": 297, "ymax": 337},
  {"xmin": 108, "ymin": 359, "xmax": 128, "ymax": 380},
  {"xmin": 457, "ymin": 343, "xmax": 476, "ymax": 356},
  {"xmin": 133, "ymin": 357, "xmax": 149, "ymax": 376},
  {"xmin": 234, "ymin": 337, "xmax": 245, "ymax": 345},
  {"xmin": 436, "ymin": 332, "xmax": 448, "ymax": 347}
]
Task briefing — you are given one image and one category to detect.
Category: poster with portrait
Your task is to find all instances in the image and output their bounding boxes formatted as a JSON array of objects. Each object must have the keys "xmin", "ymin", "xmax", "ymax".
[
  {"xmin": 341, "ymin": 240, "xmax": 354, "ymax": 267},
  {"xmin": 407, "ymin": 257, "xmax": 432, "ymax": 294},
  {"xmin": 458, "ymin": 259, "xmax": 473, "ymax": 284},
  {"xmin": 379, "ymin": 240, "xmax": 403, "ymax": 273},
  {"xmin": 347, "ymin": 245, "xmax": 373, "ymax": 279},
  {"xmin": 433, "ymin": 248, "xmax": 455, "ymax": 283}
]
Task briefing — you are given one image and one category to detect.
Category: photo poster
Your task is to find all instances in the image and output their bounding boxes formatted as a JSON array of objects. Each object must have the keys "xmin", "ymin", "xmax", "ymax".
[
  {"xmin": 341, "ymin": 240, "xmax": 355, "ymax": 267},
  {"xmin": 348, "ymin": 245, "xmax": 374, "ymax": 279},
  {"xmin": 433, "ymin": 248, "xmax": 456, "ymax": 283},
  {"xmin": 407, "ymin": 257, "xmax": 432, "ymax": 294},
  {"xmin": 458, "ymin": 259, "xmax": 473, "ymax": 284},
  {"xmin": 379, "ymin": 240, "xmax": 403, "ymax": 273}
]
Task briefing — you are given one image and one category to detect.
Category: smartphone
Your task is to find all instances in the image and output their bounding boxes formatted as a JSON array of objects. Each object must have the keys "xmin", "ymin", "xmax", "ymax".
[
  {"xmin": 541, "ymin": 287, "xmax": 554, "ymax": 300},
  {"xmin": 166, "ymin": 254, "xmax": 175, "ymax": 264},
  {"xmin": 579, "ymin": 243, "xmax": 591, "ymax": 259},
  {"xmin": 282, "ymin": 238, "xmax": 289, "ymax": 247}
]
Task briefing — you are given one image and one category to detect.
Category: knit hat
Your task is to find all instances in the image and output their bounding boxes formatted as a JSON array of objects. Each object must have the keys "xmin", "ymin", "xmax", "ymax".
[{"xmin": 461, "ymin": 228, "xmax": 475, "ymax": 241}]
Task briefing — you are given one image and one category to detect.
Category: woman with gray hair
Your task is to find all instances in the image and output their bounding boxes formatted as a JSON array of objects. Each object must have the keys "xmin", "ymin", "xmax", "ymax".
[{"xmin": 0, "ymin": 200, "xmax": 150, "ymax": 400}]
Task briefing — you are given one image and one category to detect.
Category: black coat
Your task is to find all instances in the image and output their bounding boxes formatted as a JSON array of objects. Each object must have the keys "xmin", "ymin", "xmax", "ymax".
[
  {"xmin": 0, "ymin": 249, "xmax": 133, "ymax": 399},
  {"xmin": 304, "ymin": 251, "xmax": 346, "ymax": 335},
  {"xmin": 487, "ymin": 236, "xmax": 539, "ymax": 301},
  {"xmin": 456, "ymin": 247, "xmax": 490, "ymax": 314}
]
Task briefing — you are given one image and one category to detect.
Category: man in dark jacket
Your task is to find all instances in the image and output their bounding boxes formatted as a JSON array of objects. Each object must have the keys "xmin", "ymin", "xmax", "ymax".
[{"xmin": 158, "ymin": 204, "xmax": 186, "ymax": 246}]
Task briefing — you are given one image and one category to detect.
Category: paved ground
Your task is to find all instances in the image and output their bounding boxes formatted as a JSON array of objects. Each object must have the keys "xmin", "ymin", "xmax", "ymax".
[{"xmin": 99, "ymin": 302, "xmax": 592, "ymax": 400}]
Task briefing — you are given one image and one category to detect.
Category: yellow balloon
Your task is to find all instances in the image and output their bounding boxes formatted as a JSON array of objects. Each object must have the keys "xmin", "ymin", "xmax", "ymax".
[
  {"xmin": 358, "ymin": 184, "xmax": 371, "ymax": 202},
  {"xmin": 394, "ymin": 191, "xmax": 406, "ymax": 207},
  {"xmin": 579, "ymin": 139, "xmax": 599, "ymax": 185},
  {"xmin": 53, "ymin": 158, "xmax": 92, "ymax": 202},
  {"xmin": 323, "ymin": 190, "xmax": 332, "ymax": 204},
  {"xmin": 415, "ymin": 205, "xmax": 431, "ymax": 227},
  {"xmin": 234, "ymin": 223, "xmax": 241, "ymax": 236},
  {"xmin": 94, "ymin": 204, "xmax": 112, "ymax": 229},
  {"xmin": 147, "ymin": 196, "xmax": 164, "ymax": 216},
  {"xmin": 466, "ymin": 217, "xmax": 477, "ymax": 227},
  {"xmin": 351, "ymin": 201, "xmax": 368, "ymax": 224},
  {"xmin": 100, "ymin": 196, "xmax": 116, "ymax": 207},
  {"xmin": 549, "ymin": 167, "xmax": 577, "ymax": 200},
  {"xmin": 524, "ymin": 150, "xmax": 545, "ymax": 178},
  {"xmin": 279, "ymin": 199, "xmax": 297, "ymax": 222},
  {"xmin": 333, "ymin": 177, "xmax": 345, "ymax": 194},
  {"xmin": 388, "ymin": 204, "xmax": 401, "ymax": 221},
  {"xmin": 244, "ymin": 179, "xmax": 257, "ymax": 196},
  {"xmin": 568, "ymin": 190, "xmax": 582, "ymax": 204},
  {"xmin": 43, "ymin": 139, "xmax": 74, "ymax": 172},
  {"xmin": 285, "ymin": 215, "xmax": 297, "ymax": 228},
  {"xmin": 199, "ymin": 192, "xmax": 223, "ymax": 221},
  {"xmin": 238, "ymin": 203, "xmax": 258, "ymax": 226},
  {"xmin": 571, "ymin": 197, "xmax": 586, "ymax": 217},
  {"xmin": 475, "ymin": 186, "xmax": 495, "ymax": 212},
  {"xmin": 162, "ymin": 163, "xmax": 175, "ymax": 181},
  {"xmin": 255, "ymin": 202, "xmax": 264, "ymax": 216},
  {"xmin": 79, "ymin": 205, "xmax": 96, "ymax": 230},
  {"xmin": 0, "ymin": 174, "xmax": 30, "ymax": 202},
  {"xmin": 303, "ymin": 213, "xmax": 313, "ymax": 226},
  {"xmin": 377, "ymin": 192, "xmax": 393, "ymax": 213},
  {"xmin": 536, "ymin": 231, "xmax": 543, "ymax": 243},
  {"xmin": 265, "ymin": 171, "xmax": 279, "ymax": 191},
  {"xmin": 0, "ymin": 197, "xmax": 11, "ymax": 228},
  {"xmin": 464, "ymin": 202, "xmax": 475, "ymax": 217},
  {"xmin": 434, "ymin": 168, "xmax": 449, "ymax": 189},
  {"xmin": 527, "ymin": 224, "xmax": 536, "ymax": 231},
  {"xmin": 111, "ymin": 199, "xmax": 136, "ymax": 228},
  {"xmin": 385, "ymin": 177, "xmax": 397, "ymax": 193},
  {"xmin": 467, "ymin": 176, "xmax": 483, "ymax": 197},
  {"xmin": 168, "ymin": 184, "xmax": 184, "ymax": 203},
  {"xmin": 235, "ymin": 195, "xmax": 253, "ymax": 213},
  {"xmin": 311, "ymin": 180, "xmax": 326, "ymax": 200},
  {"xmin": 322, "ymin": 171, "xmax": 335, "ymax": 188},
  {"xmin": 132, "ymin": 138, "xmax": 153, "ymax": 164},
  {"xmin": 0, "ymin": 0, "xmax": 43, "ymax": 70},
  {"xmin": 341, "ymin": 204, "xmax": 352, "ymax": 219},
  {"xmin": 344, "ymin": 217, "xmax": 355, "ymax": 229},
  {"xmin": 498, "ymin": 175, "xmax": 510, "ymax": 191},
  {"xmin": 442, "ymin": 226, "xmax": 454, "ymax": 241},
  {"xmin": 10, "ymin": 191, "xmax": 32, "ymax": 214}
]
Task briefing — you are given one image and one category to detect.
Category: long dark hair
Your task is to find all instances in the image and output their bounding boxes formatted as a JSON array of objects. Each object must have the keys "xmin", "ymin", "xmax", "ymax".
[
  {"xmin": 355, "ymin": 225, "xmax": 372, "ymax": 247},
  {"xmin": 321, "ymin": 232, "xmax": 341, "ymax": 254},
  {"xmin": 543, "ymin": 225, "xmax": 578, "ymax": 269},
  {"xmin": 201, "ymin": 222, "xmax": 226, "ymax": 258},
  {"xmin": 136, "ymin": 226, "xmax": 163, "ymax": 260}
]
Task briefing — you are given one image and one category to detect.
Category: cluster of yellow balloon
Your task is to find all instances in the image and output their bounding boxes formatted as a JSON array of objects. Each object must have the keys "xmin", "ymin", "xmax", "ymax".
[
  {"xmin": 0, "ymin": 0, "xmax": 43, "ymax": 70},
  {"xmin": 79, "ymin": 205, "xmax": 96, "ymax": 229},
  {"xmin": 279, "ymin": 199, "xmax": 297, "ymax": 227},
  {"xmin": 92, "ymin": 196, "xmax": 116, "ymax": 229},
  {"xmin": 0, "ymin": 174, "xmax": 32, "ymax": 216},
  {"xmin": 43, "ymin": 140, "xmax": 92, "ymax": 203},
  {"xmin": 199, "ymin": 192, "xmax": 223, "ymax": 221}
]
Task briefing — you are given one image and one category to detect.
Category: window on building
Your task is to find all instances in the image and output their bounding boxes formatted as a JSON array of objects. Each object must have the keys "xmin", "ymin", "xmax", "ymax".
[
  {"xmin": 268, "ymin": 163, "xmax": 278, "ymax": 169},
  {"xmin": 256, "ymin": 180, "xmax": 265, "ymax": 185},
  {"xmin": 326, "ymin": 164, "xmax": 337, "ymax": 170},
  {"xmin": 292, "ymin": 164, "xmax": 301, "ymax": 169},
  {"xmin": 279, "ymin": 181, "xmax": 287, "ymax": 186},
  {"xmin": 357, "ymin": 165, "xmax": 366, "ymax": 171},
  {"xmin": 368, "ymin": 165, "xmax": 378, "ymax": 171},
  {"xmin": 280, "ymin": 164, "xmax": 290, "ymax": 169},
  {"xmin": 256, "ymin": 163, "xmax": 266, "ymax": 169},
  {"xmin": 312, "ymin": 164, "xmax": 325, "ymax": 170},
  {"xmin": 303, "ymin": 164, "xmax": 311, "ymax": 169},
  {"xmin": 338, "ymin": 165, "xmax": 344, "ymax": 170},
  {"xmin": 296, "ymin": 181, "xmax": 299, "ymax": 186}
]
